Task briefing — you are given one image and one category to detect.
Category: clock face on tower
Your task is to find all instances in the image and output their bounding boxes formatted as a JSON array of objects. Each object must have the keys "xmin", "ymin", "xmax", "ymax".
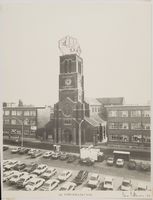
[
  {"xmin": 65, "ymin": 78, "xmax": 72, "ymax": 86},
  {"xmin": 62, "ymin": 103, "xmax": 73, "ymax": 116}
]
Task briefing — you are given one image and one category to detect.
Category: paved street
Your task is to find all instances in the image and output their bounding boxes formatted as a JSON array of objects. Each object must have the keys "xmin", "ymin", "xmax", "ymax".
[{"xmin": 3, "ymin": 145, "xmax": 151, "ymax": 191}]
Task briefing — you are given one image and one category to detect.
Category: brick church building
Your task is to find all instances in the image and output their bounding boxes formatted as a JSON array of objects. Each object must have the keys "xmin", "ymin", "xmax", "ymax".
[{"xmin": 53, "ymin": 36, "xmax": 106, "ymax": 146}]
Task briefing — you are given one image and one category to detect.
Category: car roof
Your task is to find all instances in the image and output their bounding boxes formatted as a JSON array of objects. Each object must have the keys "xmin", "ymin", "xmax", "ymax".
[
  {"xmin": 90, "ymin": 173, "xmax": 99, "ymax": 177},
  {"xmin": 123, "ymin": 179, "xmax": 130, "ymax": 183},
  {"xmin": 45, "ymin": 179, "xmax": 59, "ymax": 184},
  {"xmin": 63, "ymin": 182, "xmax": 76, "ymax": 186},
  {"xmin": 117, "ymin": 158, "xmax": 123, "ymax": 161},
  {"xmin": 46, "ymin": 167, "xmax": 55, "ymax": 171},
  {"xmin": 61, "ymin": 170, "xmax": 71, "ymax": 173}
]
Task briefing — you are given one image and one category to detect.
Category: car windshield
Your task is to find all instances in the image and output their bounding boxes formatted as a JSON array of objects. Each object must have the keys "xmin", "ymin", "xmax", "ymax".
[
  {"xmin": 37, "ymin": 167, "xmax": 42, "ymax": 170},
  {"xmin": 19, "ymin": 178, "xmax": 25, "ymax": 182},
  {"xmin": 77, "ymin": 171, "xmax": 83, "ymax": 178},
  {"xmin": 108, "ymin": 158, "xmax": 113, "ymax": 161},
  {"xmin": 105, "ymin": 181, "xmax": 112, "ymax": 185},
  {"xmin": 123, "ymin": 181, "xmax": 130, "ymax": 186},
  {"xmin": 43, "ymin": 183, "xmax": 50, "ymax": 187},
  {"xmin": 28, "ymin": 182, "xmax": 35, "ymax": 186},
  {"xmin": 60, "ymin": 187, "xmax": 66, "ymax": 191},
  {"xmin": 46, "ymin": 170, "xmax": 52, "ymax": 173},
  {"xmin": 90, "ymin": 176, "xmax": 97, "ymax": 180},
  {"xmin": 13, "ymin": 175, "xmax": 18, "ymax": 178},
  {"xmin": 60, "ymin": 173, "xmax": 66, "ymax": 176}
]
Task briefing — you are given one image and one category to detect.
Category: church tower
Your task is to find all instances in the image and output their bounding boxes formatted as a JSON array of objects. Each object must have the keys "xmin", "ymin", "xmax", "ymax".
[{"xmin": 53, "ymin": 36, "xmax": 89, "ymax": 145}]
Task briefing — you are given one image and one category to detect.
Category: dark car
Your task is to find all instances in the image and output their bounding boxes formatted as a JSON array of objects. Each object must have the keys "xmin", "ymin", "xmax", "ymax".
[
  {"xmin": 127, "ymin": 160, "xmax": 136, "ymax": 170},
  {"xmin": 67, "ymin": 155, "xmax": 77, "ymax": 163},
  {"xmin": 79, "ymin": 158, "xmax": 94, "ymax": 166},
  {"xmin": 3, "ymin": 145, "xmax": 9, "ymax": 151},
  {"xmin": 139, "ymin": 162, "xmax": 151, "ymax": 172},
  {"xmin": 31, "ymin": 150, "xmax": 42, "ymax": 158},
  {"xmin": 23, "ymin": 162, "xmax": 38, "ymax": 173},
  {"xmin": 106, "ymin": 157, "xmax": 114, "ymax": 166},
  {"xmin": 13, "ymin": 163, "xmax": 26, "ymax": 171},
  {"xmin": 60, "ymin": 153, "xmax": 68, "ymax": 161},
  {"xmin": 19, "ymin": 148, "xmax": 30, "ymax": 154},
  {"xmin": 73, "ymin": 170, "xmax": 88, "ymax": 185}
]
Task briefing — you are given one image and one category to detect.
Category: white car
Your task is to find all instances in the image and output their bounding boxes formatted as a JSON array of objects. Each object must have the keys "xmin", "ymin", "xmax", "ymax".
[
  {"xmin": 120, "ymin": 179, "xmax": 132, "ymax": 191},
  {"xmin": 59, "ymin": 182, "xmax": 77, "ymax": 191},
  {"xmin": 40, "ymin": 167, "xmax": 57, "ymax": 180},
  {"xmin": 3, "ymin": 170, "xmax": 18, "ymax": 182},
  {"xmin": 25, "ymin": 178, "xmax": 45, "ymax": 191},
  {"xmin": 43, "ymin": 151, "xmax": 53, "ymax": 158},
  {"xmin": 81, "ymin": 187, "xmax": 92, "ymax": 191},
  {"xmin": 3, "ymin": 159, "xmax": 11, "ymax": 166},
  {"xmin": 28, "ymin": 149, "xmax": 36, "ymax": 155},
  {"xmin": 116, "ymin": 159, "xmax": 124, "ymax": 167},
  {"xmin": 58, "ymin": 170, "xmax": 72, "ymax": 182},
  {"xmin": 103, "ymin": 177, "xmax": 114, "ymax": 190},
  {"xmin": 8, "ymin": 172, "xmax": 28, "ymax": 185},
  {"xmin": 87, "ymin": 173, "xmax": 100, "ymax": 188},
  {"xmin": 16, "ymin": 174, "xmax": 37, "ymax": 188},
  {"xmin": 135, "ymin": 183, "xmax": 148, "ymax": 191},
  {"xmin": 32, "ymin": 164, "xmax": 48, "ymax": 175},
  {"xmin": 40, "ymin": 179, "xmax": 60, "ymax": 191},
  {"xmin": 4, "ymin": 160, "xmax": 19, "ymax": 170},
  {"xmin": 11, "ymin": 147, "xmax": 21, "ymax": 153}
]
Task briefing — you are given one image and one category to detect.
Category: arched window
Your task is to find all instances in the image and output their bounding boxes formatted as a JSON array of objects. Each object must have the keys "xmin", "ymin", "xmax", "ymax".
[
  {"xmin": 78, "ymin": 61, "xmax": 82, "ymax": 73},
  {"xmin": 68, "ymin": 60, "xmax": 72, "ymax": 73},
  {"xmin": 64, "ymin": 60, "xmax": 68, "ymax": 73}
]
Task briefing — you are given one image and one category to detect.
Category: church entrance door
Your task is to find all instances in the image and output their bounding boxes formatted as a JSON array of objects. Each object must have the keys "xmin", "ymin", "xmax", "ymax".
[{"xmin": 63, "ymin": 129, "xmax": 72, "ymax": 144}]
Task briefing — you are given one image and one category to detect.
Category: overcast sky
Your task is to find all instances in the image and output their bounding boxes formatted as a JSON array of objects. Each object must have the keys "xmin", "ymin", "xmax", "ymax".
[{"xmin": 0, "ymin": 1, "xmax": 151, "ymax": 106}]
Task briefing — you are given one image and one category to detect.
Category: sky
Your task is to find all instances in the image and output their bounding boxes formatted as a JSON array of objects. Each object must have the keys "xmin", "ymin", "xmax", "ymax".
[{"xmin": 0, "ymin": 1, "xmax": 151, "ymax": 106}]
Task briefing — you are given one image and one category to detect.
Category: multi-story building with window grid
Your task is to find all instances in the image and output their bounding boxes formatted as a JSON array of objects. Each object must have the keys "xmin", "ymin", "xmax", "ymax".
[
  {"xmin": 3, "ymin": 104, "xmax": 51, "ymax": 139},
  {"xmin": 105, "ymin": 105, "xmax": 151, "ymax": 146}
]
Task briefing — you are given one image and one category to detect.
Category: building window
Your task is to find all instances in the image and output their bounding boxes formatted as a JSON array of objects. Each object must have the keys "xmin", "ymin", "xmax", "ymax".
[
  {"xmin": 12, "ymin": 110, "xmax": 16, "ymax": 115},
  {"xmin": 11, "ymin": 119, "xmax": 16, "ymax": 125},
  {"xmin": 64, "ymin": 60, "xmax": 68, "ymax": 73},
  {"xmin": 30, "ymin": 110, "xmax": 36, "ymax": 116},
  {"xmin": 109, "ymin": 135, "xmax": 129, "ymax": 142},
  {"xmin": 108, "ymin": 111, "xmax": 117, "ymax": 117},
  {"xmin": 30, "ymin": 120, "xmax": 36, "ymax": 126},
  {"xmin": 4, "ymin": 119, "xmax": 9, "ymax": 124},
  {"xmin": 78, "ymin": 61, "xmax": 81, "ymax": 73},
  {"xmin": 17, "ymin": 111, "xmax": 22, "ymax": 116},
  {"xmin": 118, "ymin": 123, "xmax": 129, "ymax": 129},
  {"xmin": 68, "ymin": 60, "xmax": 72, "ymax": 73},
  {"xmin": 118, "ymin": 111, "xmax": 128, "ymax": 117},
  {"xmin": 64, "ymin": 119, "xmax": 71, "ymax": 125},
  {"xmin": 109, "ymin": 122, "xmax": 118, "ymax": 129},
  {"xmin": 142, "ymin": 110, "xmax": 150, "ymax": 117},
  {"xmin": 142, "ymin": 123, "xmax": 150, "ymax": 130},
  {"xmin": 24, "ymin": 118, "xmax": 29, "ymax": 125},
  {"xmin": 92, "ymin": 107, "xmax": 94, "ymax": 112},
  {"xmin": 24, "ymin": 111, "xmax": 30, "ymax": 116},
  {"xmin": 131, "ymin": 110, "xmax": 141, "ymax": 117},
  {"xmin": 131, "ymin": 123, "xmax": 142, "ymax": 130},
  {"xmin": 4, "ymin": 110, "xmax": 10, "ymax": 116}
]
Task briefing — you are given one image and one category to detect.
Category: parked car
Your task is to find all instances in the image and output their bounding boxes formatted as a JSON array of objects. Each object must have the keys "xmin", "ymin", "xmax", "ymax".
[
  {"xmin": 116, "ymin": 159, "xmax": 124, "ymax": 167},
  {"xmin": 81, "ymin": 187, "xmax": 92, "ymax": 191},
  {"xmin": 40, "ymin": 179, "xmax": 60, "ymax": 191},
  {"xmin": 16, "ymin": 174, "xmax": 37, "ymax": 188},
  {"xmin": 59, "ymin": 182, "xmax": 77, "ymax": 191},
  {"xmin": 32, "ymin": 164, "xmax": 48, "ymax": 175},
  {"xmin": 60, "ymin": 152, "xmax": 68, "ymax": 161},
  {"xmin": 8, "ymin": 172, "xmax": 28, "ymax": 185},
  {"xmin": 3, "ymin": 159, "xmax": 11, "ymax": 167},
  {"xmin": 87, "ymin": 173, "xmax": 100, "ymax": 188},
  {"xmin": 19, "ymin": 147, "xmax": 30, "ymax": 154},
  {"xmin": 119, "ymin": 179, "xmax": 132, "ymax": 191},
  {"xmin": 139, "ymin": 162, "xmax": 151, "ymax": 172},
  {"xmin": 31, "ymin": 150, "xmax": 42, "ymax": 158},
  {"xmin": 135, "ymin": 183, "xmax": 148, "ymax": 191},
  {"xmin": 28, "ymin": 149, "xmax": 37, "ymax": 155},
  {"xmin": 58, "ymin": 170, "xmax": 72, "ymax": 182},
  {"xmin": 79, "ymin": 158, "xmax": 94, "ymax": 166},
  {"xmin": 73, "ymin": 170, "xmax": 88, "ymax": 185},
  {"xmin": 106, "ymin": 157, "xmax": 114, "ymax": 166},
  {"xmin": 100, "ymin": 177, "xmax": 114, "ymax": 190},
  {"xmin": 11, "ymin": 147, "xmax": 22, "ymax": 153},
  {"xmin": 4, "ymin": 160, "xmax": 19, "ymax": 170},
  {"xmin": 127, "ymin": 160, "xmax": 136, "ymax": 170},
  {"xmin": 25, "ymin": 178, "xmax": 45, "ymax": 191},
  {"xmin": 13, "ymin": 162, "xmax": 26, "ymax": 171},
  {"xmin": 3, "ymin": 170, "xmax": 18, "ymax": 182},
  {"xmin": 67, "ymin": 155, "xmax": 77, "ymax": 163},
  {"xmin": 23, "ymin": 162, "xmax": 38, "ymax": 173},
  {"xmin": 3, "ymin": 145, "xmax": 9, "ymax": 151},
  {"xmin": 51, "ymin": 152, "xmax": 61, "ymax": 159},
  {"xmin": 40, "ymin": 167, "xmax": 57, "ymax": 180},
  {"xmin": 43, "ymin": 151, "xmax": 54, "ymax": 158}
]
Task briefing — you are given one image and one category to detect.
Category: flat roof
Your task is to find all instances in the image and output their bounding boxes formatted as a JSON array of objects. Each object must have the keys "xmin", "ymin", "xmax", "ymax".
[
  {"xmin": 113, "ymin": 150, "xmax": 130, "ymax": 155},
  {"xmin": 105, "ymin": 104, "xmax": 150, "ymax": 108}
]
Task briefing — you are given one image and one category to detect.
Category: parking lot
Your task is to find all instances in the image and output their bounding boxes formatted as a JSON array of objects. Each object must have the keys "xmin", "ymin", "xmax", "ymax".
[{"xmin": 3, "ymin": 145, "xmax": 151, "ymax": 192}]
